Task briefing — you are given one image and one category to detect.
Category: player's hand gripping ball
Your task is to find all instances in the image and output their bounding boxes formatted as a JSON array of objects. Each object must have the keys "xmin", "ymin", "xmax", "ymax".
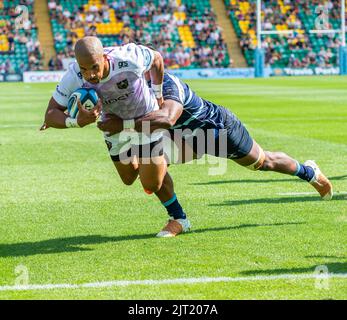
[{"xmin": 67, "ymin": 88, "xmax": 99, "ymax": 118}]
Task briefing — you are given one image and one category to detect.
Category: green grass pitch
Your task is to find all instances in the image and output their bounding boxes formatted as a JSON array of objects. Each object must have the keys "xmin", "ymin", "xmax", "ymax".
[{"xmin": 0, "ymin": 76, "xmax": 346, "ymax": 300}]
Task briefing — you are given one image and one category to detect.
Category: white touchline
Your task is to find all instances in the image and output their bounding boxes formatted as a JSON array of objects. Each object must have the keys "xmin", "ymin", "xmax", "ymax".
[
  {"xmin": 0, "ymin": 273, "xmax": 346, "ymax": 292},
  {"xmin": 278, "ymin": 192, "xmax": 347, "ymax": 196},
  {"xmin": 278, "ymin": 192, "xmax": 318, "ymax": 196},
  {"xmin": 0, "ymin": 124, "xmax": 39, "ymax": 128}
]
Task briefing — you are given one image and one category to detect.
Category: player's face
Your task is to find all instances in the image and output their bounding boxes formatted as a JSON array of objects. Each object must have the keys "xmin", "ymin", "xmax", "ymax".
[{"xmin": 77, "ymin": 54, "xmax": 106, "ymax": 84}]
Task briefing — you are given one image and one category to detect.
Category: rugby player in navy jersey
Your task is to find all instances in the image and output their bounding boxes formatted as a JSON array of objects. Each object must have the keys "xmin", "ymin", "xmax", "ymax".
[{"xmin": 98, "ymin": 72, "xmax": 334, "ymax": 221}]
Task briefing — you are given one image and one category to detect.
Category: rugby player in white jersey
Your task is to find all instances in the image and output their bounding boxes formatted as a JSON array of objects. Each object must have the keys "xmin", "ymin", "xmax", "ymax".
[{"xmin": 42, "ymin": 37, "xmax": 191, "ymax": 238}]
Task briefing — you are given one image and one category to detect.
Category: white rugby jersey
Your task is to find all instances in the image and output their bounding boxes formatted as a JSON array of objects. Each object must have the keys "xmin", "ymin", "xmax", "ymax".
[{"xmin": 52, "ymin": 43, "xmax": 158, "ymax": 119}]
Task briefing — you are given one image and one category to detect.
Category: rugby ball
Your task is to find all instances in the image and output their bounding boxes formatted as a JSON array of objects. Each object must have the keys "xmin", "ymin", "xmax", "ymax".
[{"xmin": 67, "ymin": 88, "xmax": 99, "ymax": 118}]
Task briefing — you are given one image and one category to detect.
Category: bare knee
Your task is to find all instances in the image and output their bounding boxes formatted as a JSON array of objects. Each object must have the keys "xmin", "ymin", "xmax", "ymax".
[
  {"xmin": 141, "ymin": 180, "xmax": 162, "ymax": 193},
  {"xmin": 114, "ymin": 161, "xmax": 139, "ymax": 186}
]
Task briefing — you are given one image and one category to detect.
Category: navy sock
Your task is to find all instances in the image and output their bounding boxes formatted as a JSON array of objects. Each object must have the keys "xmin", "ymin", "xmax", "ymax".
[
  {"xmin": 294, "ymin": 162, "xmax": 315, "ymax": 182},
  {"xmin": 162, "ymin": 194, "xmax": 186, "ymax": 220}
]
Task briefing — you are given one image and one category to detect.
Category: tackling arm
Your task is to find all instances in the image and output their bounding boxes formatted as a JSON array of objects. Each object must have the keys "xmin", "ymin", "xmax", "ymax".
[
  {"xmin": 97, "ymin": 99, "xmax": 183, "ymax": 135},
  {"xmin": 135, "ymin": 99, "xmax": 183, "ymax": 132}
]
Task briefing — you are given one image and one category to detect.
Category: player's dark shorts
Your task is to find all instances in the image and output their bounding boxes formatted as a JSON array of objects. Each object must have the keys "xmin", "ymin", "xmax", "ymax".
[
  {"xmin": 105, "ymin": 137, "xmax": 164, "ymax": 162},
  {"xmin": 171, "ymin": 102, "xmax": 253, "ymax": 159},
  {"xmin": 219, "ymin": 105, "xmax": 254, "ymax": 159}
]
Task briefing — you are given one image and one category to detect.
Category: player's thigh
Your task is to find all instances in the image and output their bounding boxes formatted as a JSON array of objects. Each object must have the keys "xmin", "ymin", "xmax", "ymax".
[
  {"xmin": 138, "ymin": 155, "xmax": 167, "ymax": 192},
  {"xmin": 113, "ymin": 158, "xmax": 139, "ymax": 186},
  {"xmin": 179, "ymin": 139, "xmax": 199, "ymax": 163},
  {"xmin": 168, "ymin": 130, "xmax": 199, "ymax": 164},
  {"xmin": 104, "ymin": 131, "xmax": 139, "ymax": 185}
]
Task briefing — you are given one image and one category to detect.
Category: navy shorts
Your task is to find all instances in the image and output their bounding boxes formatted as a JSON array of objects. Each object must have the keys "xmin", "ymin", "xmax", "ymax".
[
  {"xmin": 170, "ymin": 104, "xmax": 253, "ymax": 160},
  {"xmin": 219, "ymin": 106, "xmax": 254, "ymax": 159}
]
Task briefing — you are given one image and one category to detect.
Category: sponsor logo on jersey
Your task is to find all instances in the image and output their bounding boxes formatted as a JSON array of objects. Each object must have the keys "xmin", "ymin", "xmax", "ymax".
[
  {"xmin": 56, "ymin": 85, "xmax": 68, "ymax": 97},
  {"xmin": 117, "ymin": 79, "xmax": 129, "ymax": 89},
  {"xmin": 118, "ymin": 61, "xmax": 129, "ymax": 69},
  {"xmin": 103, "ymin": 90, "xmax": 135, "ymax": 105}
]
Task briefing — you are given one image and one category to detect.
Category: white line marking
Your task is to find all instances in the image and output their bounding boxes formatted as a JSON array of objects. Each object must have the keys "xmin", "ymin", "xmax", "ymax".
[
  {"xmin": 0, "ymin": 273, "xmax": 346, "ymax": 292},
  {"xmin": 0, "ymin": 124, "xmax": 39, "ymax": 128},
  {"xmin": 278, "ymin": 192, "xmax": 347, "ymax": 196},
  {"xmin": 278, "ymin": 192, "xmax": 318, "ymax": 196}
]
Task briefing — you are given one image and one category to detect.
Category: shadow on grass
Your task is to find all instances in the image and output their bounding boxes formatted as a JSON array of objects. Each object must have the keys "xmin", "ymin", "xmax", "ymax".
[
  {"xmin": 0, "ymin": 222, "xmax": 304, "ymax": 258},
  {"xmin": 191, "ymin": 174, "xmax": 347, "ymax": 186},
  {"xmin": 240, "ymin": 262, "xmax": 347, "ymax": 276},
  {"xmin": 210, "ymin": 194, "xmax": 346, "ymax": 207}
]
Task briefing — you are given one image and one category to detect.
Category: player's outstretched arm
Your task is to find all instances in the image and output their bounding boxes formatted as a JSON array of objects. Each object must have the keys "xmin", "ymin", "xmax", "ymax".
[
  {"xmin": 43, "ymin": 97, "xmax": 101, "ymax": 129},
  {"xmin": 97, "ymin": 99, "xmax": 183, "ymax": 136}
]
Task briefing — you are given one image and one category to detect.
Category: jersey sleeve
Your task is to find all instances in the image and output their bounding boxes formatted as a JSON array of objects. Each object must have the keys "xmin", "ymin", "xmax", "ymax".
[
  {"xmin": 52, "ymin": 64, "xmax": 83, "ymax": 107},
  {"xmin": 124, "ymin": 43, "xmax": 155, "ymax": 76},
  {"xmin": 162, "ymin": 73, "xmax": 185, "ymax": 105}
]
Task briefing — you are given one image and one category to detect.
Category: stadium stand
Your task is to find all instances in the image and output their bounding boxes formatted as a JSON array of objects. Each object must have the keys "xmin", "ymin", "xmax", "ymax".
[
  {"xmin": 47, "ymin": 0, "xmax": 231, "ymax": 70},
  {"xmin": 1, "ymin": 0, "xmax": 344, "ymax": 73},
  {"xmin": 0, "ymin": 0, "xmax": 43, "ymax": 74},
  {"xmin": 225, "ymin": 0, "xmax": 342, "ymax": 68}
]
